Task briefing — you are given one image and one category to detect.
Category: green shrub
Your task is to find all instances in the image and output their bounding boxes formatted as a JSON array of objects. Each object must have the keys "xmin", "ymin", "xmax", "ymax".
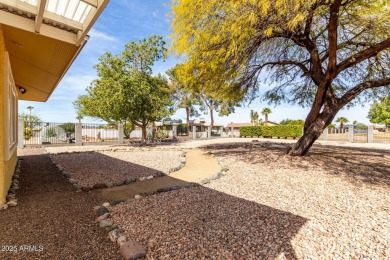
[
  {"xmin": 45, "ymin": 127, "xmax": 57, "ymax": 138},
  {"xmin": 59, "ymin": 123, "xmax": 75, "ymax": 133},
  {"xmin": 155, "ymin": 130, "xmax": 168, "ymax": 139},
  {"xmin": 240, "ymin": 126, "xmax": 263, "ymax": 137},
  {"xmin": 24, "ymin": 128, "xmax": 33, "ymax": 140},
  {"xmin": 240, "ymin": 125, "xmax": 302, "ymax": 138},
  {"xmin": 177, "ymin": 124, "xmax": 188, "ymax": 135}
]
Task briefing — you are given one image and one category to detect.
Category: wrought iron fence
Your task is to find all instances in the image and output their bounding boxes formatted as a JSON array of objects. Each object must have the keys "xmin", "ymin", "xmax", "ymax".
[
  {"xmin": 81, "ymin": 123, "xmax": 119, "ymax": 143},
  {"xmin": 327, "ymin": 128, "xmax": 349, "ymax": 142},
  {"xmin": 373, "ymin": 128, "xmax": 390, "ymax": 143},
  {"xmin": 353, "ymin": 127, "xmax": 368, "ymax": 143},
  {"xmin": 23, "ymin": 122, "xmax": 75, "ymax": 146}
]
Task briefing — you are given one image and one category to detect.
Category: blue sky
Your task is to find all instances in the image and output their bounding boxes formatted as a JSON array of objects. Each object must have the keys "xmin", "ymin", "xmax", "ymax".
[{"xmin": 19, "ymin": 0, "xmax": 374, "ymax": 125}]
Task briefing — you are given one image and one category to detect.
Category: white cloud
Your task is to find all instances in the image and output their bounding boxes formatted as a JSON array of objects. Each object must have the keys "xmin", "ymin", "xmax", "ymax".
[
  {"xmin": 152, "ymin": 10, "xmax": 159, "ymax": 18},
  {"xmin": 89, "ymin": 28, "xmax": 119, "ymax": 42}
]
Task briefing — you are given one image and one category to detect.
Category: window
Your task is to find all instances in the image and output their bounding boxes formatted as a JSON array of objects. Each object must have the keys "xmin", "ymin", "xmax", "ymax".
[{"xmin": 4, "ymin": 52, "xmax": 18, "ymax": 160}]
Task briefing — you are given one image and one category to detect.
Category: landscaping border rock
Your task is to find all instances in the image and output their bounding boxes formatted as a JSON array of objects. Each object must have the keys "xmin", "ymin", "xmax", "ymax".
[
  {"xmin": 93, "ymin": 201, "xmax": 146, "ymax": 260},
  {"xmin": 48, "ymin": 149, "xmax": 187, "ymax": 192},
  {"xmin": 1, "ymin": 159, "xmax": 23, "ymax": 210}
]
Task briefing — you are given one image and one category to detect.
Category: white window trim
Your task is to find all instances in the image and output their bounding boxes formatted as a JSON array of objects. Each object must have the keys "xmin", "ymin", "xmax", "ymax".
[{"xmin": 4, "ymin": 52, "xmax": 18, "ymax": 160}]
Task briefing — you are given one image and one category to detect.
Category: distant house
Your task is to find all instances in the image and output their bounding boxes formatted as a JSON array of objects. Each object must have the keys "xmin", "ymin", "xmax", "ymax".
[
  {"xmin": 226, "ymin": 123, "xmax": 253, "ymax": 137},
  {"xmin": 226, "ymin": 123, "xmax": 253, "ymax": 130},
  {"xmin": 264, "ymin": 121, "xmax": 280, "ymax": 126}
]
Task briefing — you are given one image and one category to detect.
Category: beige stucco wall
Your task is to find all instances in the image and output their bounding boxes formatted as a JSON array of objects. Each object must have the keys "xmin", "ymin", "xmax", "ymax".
[{"xmin": 0, "ymin": 24, "xmax": 17, "ymax": 205}]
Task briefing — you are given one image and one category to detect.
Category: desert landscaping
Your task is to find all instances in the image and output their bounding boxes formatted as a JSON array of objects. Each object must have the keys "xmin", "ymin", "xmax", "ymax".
[{"xmin": 1, "ymin": 138, "xmax": 388, "ymax": 259}]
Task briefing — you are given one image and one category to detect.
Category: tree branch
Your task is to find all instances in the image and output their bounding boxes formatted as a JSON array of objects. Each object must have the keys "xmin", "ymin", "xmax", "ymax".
[
  {"xmin": 337, "ymin": 78, "xmax": 390, "ymax": 107},
  {"xmin": 327, "ymin": 0, "xmax": 343, "ymax": 78},
  {"xmin": 251, "ymin": 60, "xmax": 309, "ymax": 74},
  {"xmin": 337, "ymin": 37, "xmax": 390, "ymax": 74}
]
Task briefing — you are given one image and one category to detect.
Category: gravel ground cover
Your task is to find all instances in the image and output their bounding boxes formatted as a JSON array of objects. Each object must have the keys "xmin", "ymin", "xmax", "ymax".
[
  {"xmin": 109, "ymin": 142, "xmax": 389, "ymax": 259},
  {"xmin": 51, "ymin": 149, "xmax": 182, "ymax": 188},
  {"xmin": 0, "ymin": 148, "xmax": 120, "ymax": 259}
]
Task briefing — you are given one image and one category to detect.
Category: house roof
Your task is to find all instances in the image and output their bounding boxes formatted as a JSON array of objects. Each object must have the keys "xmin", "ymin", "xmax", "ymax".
[
  {"xmin": 0, "ymin": 0, "xmax": 109, "ymax": 101},
  {"xmin": 226, "ymin": 123, "xmax": 252, "ymax": 128},
  {"xmin": 265, "ymin": 121, "xmax": 280, "ymax": 125}
]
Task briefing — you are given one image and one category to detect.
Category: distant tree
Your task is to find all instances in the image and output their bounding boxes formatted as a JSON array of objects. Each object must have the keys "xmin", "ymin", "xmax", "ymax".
[
  {"xmin": 198, "ymin": 94, "xmax": 237, "ymax": 128},
  {"xmin": 171, "ymin": 0, "xmax": 390, "ymax": 156},
  {"xmin": 355, "ymin": 123, "xmax": 367, "ymax": 130},
  {"xmin": 19, "ymin": 112, "xmax": 41, "ymax": 129},
  {"xmin": 261, "ymin": 108, "xmax": 272, "ymax": 123},
  {"xmin": 76, "ymin": 113, "xmax": 83, "ymax": 123},
  {"xmin": 19, "ymin": 112, "xmax": 42, "ymax": 140},
  {"xmin": 328, "ymin": 124, "xmax": 336, "ymax": 129},
  {"xmin": 250, "ymin": 110, "xmax": 259, "ymax": 126},
  {"xmin": 167, "ymin": 64, "xmax": 199, "ymax": 131},
  {"xmin": 74, "ymin": 36, "xmax": 173, "ymax": 140},
  {"xmin": 336, "ymin": 117, "xmax": 349, "ymax": 131},
  {"xmin": 280, "ymin": 119, "xmax": 305, "ymax": 126},
  {"xmin": 368, "ymin": 97, "xmax": 390, "ymax": 129}
]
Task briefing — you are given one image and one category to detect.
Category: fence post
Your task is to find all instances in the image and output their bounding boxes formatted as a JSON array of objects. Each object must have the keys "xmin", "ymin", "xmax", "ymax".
[
  {"xmin": 172, "ymin": 125, "xmax": 177, "ymax": 137},
  {"xmin": 367, "ymin": 125, "xmax": 374, "ymax": 143},
  {"xmin": 208, "ymin": 126, "xmax": 211, "ymax": 139},
  {"xmin": 192, "ymin": 126, "xmax": 196, "ymax": 140},
  {"xmin": 230, "ymin": 127, "xmax": 234, "ymax": 137},
  {"xmin": 118, "ymin": 123, "xmax": 124, "ymax": 144},
  {"xmin": 17, "ymin": 118, "xmax": 24, "ymax": 148},
  {"xmin": 322, "ymin": 128, "xmax": 328, "ymax": 141},
  {"xmin": 348, "ymin": 125, "xmax": 354, "ymax": 143},
  {"xmin": 75, "ymin": 123, "xmax": 82, "ymax": 146},
  {"xmin": 220, "ymin": 126, "xmax": 223, "ymax": 138}
]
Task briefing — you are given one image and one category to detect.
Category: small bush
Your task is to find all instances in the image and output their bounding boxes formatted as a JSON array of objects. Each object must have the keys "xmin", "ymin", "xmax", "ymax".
[
  {"xmin": 240, "ymin": 125, "xmax": 302, "ymax": 138},
  {"xmin": 24, "ymin": 128, "xmax": 33, "ymax": 140},
  {"xmin": 155, "ymin": 129, "xmax": 169, "ymax": 139},
  {"xmin": 177, "ymin": 124, "xmax": 188, "ymax": 135}
]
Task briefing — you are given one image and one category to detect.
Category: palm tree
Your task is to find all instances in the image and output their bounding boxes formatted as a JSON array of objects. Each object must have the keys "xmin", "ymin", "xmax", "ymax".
[
  {"xmin": 336, "ymin": 117, "xmax": 349, "ymax": 131},
  {"xmin": 250, "ymin": 110, "xmax": 259, "ymax": 126},
  {"xmin": 261, "ymin": 107, "xmax": 272, "ymax": 124}
]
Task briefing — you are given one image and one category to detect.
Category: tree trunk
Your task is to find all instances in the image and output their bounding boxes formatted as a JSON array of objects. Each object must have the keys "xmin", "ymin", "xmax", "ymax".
[
  {"xmin": 265, "ymin": 114, "xmax": 268, "ymax": 123},
  {"xmin": 210, "ymin": 107, "xmax": 214, "ymax": 128},
  {"xmin": 186, "ymin": 107, "xmax": 190, "ymax": 132},
  {"xmin": 288, "ymin": 105, "xmax": 337, "ymax": 156},
  {"xmin": 141, "ymin": 125, "xmax": 147, "ymax": 140}
]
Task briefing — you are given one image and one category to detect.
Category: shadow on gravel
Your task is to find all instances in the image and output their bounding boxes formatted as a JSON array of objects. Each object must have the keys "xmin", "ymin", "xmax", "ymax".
[
  {"xmin": 108, "ymin": 182, "xmax": 307, "ymax": 259},
  {"xmin": 205, "ymin": 142, "xmax": 390, "ymax": 187}
]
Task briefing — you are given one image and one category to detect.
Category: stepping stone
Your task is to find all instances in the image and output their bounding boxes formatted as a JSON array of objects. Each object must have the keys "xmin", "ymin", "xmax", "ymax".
[{"xmin": 119, "ymin": 240, "xmax": 146, "ymax": 260}]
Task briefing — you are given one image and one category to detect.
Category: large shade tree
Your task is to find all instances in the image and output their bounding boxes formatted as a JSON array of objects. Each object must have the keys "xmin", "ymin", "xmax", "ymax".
[
  {"xmin": 171, "ymin": 0, "xmax": 390, "ymax": 155},
  {"xmin": 74, "ymin": 35, "xmax": 173, "ymax": 139},
  {"xmin": 368, "ymin": 97, "xmax": 390, "ymax": 129}
]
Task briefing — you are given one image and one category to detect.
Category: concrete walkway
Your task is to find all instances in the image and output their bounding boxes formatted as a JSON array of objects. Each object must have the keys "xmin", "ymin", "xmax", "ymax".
[{"xmin": 98, "ymin": 149, "xmax": 221, "ymax": 201}]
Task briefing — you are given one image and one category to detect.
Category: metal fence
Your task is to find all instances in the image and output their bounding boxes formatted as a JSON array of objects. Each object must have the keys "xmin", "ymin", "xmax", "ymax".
[
  {"xmin": 353, "ymin": 127, "xmax": 368, "ymax": 143},
  {"xmin": 327, "ymin": 128, "xmax": 349, "ymax": 142},
  {"xmin": 81, "ymin": 123, "xmax": 119, "ymax": 143},
  {"xmin": 373, "ymin": 129, "xmax": 390, "ymax": 143},
  {"xmin": 23, "ymin": 122, "xmax": 75, "ymax": 146}
]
